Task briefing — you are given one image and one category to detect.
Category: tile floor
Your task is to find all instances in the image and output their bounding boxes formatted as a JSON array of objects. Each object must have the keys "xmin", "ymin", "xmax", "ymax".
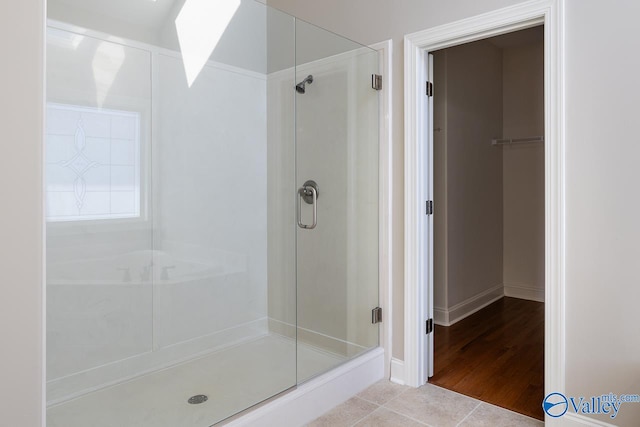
[{"xmin": 308, "ymin": 380, "xmax": 544, "ymax": 427}]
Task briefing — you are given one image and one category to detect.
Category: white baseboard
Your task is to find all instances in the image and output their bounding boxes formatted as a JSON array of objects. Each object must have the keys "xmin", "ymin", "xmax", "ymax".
[
  {"xmin": 504, "ymin": 283, "xmax": 545, "ymax": 302},
  {"xmin": 434, "ymin": 284, "xmax": 504, "ymax": 327},
  {"xmin": 559, "ymin": 413, "xmax": 618, "ymax": 427},
  {"xmin": 389, "ymin": 357, "xmax": 405, "ymax": 385},
  {"xmin": 224, "ymin": 347, "xmax": 384, "ymax": 427},
  {"xmin": 433, "ymin": 307, "xmax": 449, "ymax": 326}
]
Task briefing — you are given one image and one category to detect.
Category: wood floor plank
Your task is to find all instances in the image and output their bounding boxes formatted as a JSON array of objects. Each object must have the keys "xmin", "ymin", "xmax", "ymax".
[{"xmin": 430, "ymin": 297, "xmax": 544, "ymax": 420}]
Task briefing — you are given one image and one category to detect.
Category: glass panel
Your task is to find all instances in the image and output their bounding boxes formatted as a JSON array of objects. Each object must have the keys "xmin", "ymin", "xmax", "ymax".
[
  {"xmin": 295, "ymin": 20, "xmax": 380, "ymax": 382},
  {"xmin": 46, "ymin": 1, "xmax": 297, "ymax": 426},
  {"xmin": 46, "ymin": 0, "xmax": 380, "ymax": 423},
  {"xmin": 152, "ymin": 4, "xmax": 297, "ymax": 423},
  {"xmin": 45, "ymin": 27, "xmax": 154, "ymax": 410}
]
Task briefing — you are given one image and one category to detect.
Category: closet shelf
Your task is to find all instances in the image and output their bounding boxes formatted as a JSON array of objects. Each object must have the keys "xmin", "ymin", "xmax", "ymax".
[{"xmin": 491, "ymin": 136, "xmax": 544, "ymax": 146}]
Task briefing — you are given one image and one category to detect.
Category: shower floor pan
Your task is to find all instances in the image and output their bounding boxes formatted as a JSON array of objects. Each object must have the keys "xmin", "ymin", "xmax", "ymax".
[{"xmin": 47, "ymin": 334, "xmax": 344, "ymax": 427}]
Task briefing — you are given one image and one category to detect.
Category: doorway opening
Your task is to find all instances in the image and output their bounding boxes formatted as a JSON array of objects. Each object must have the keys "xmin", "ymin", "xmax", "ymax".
[{"xmin": 430, "ymin": 26, "xmax": 545, "ymax": 420}]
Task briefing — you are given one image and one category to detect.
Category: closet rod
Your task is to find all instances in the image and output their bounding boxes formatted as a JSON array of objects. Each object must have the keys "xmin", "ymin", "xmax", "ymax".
[{"xmin": 491, "ymin": 136, "xmax": 544, "ymax": 146}]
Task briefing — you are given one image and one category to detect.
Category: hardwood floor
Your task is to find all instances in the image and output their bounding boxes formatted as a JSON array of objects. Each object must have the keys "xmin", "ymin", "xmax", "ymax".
[{"xmin": 430, "ymin": 297, "xmax": 544, "ymax": 420}]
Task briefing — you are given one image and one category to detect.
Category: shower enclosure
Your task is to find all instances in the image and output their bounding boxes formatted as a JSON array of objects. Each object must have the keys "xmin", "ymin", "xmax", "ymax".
[{"xmin": 45, "ymin": 1, "xmax": 379, "ymax": 425}]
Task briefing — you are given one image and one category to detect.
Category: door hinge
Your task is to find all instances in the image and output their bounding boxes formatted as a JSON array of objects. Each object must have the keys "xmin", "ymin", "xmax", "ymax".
[
  {"xmin": 426, "ymin": 318, "xmax": 434, "ymax": 334},
  {"xmin": 372, "ymin": 74, "xmax": 382, "ymax": 91},
  {"xmin": 372, "ymin": 307, "xmax": 382, "ymax": 324},
  {"xmin": 426, "ymin": 81, "xmax": 433, "ymax": 97},
  {"xmin": 426, "ymin": 200, "xmax": 433, "ymax": 215}
]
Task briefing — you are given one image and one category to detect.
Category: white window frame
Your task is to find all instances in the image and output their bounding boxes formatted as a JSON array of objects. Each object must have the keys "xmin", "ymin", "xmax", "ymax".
[{"xmin": 45, "ymin": 103, "xmax": 144, "ymax": 223}]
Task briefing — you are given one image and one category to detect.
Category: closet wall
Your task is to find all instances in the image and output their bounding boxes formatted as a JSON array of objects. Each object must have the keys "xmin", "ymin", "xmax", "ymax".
[
  {"xmin": 434, "ymin": 28, "xmax": 544, "ymax": 326},
  {"xmin": 502, "ymin": 36, "xmax": 545, "ymax": 302},
  {"xmin": 433, "ymin": 40, "xmax": 504, "ymax": 326}
]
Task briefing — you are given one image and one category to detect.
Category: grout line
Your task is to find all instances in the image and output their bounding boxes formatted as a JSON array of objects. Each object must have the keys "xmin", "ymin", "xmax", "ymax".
[
  {"xmin": 349, "ymin": 399, "xmax": 380, "ymax": 427},
  {"xmin": 381, "ymin": 386, "xmax": 412, "ymax": 407},
  {"xmin": 382, "ymin": 406, "xmax": 433, "ymax": 426},
  {"xmin": 367, "ymin": 385, "xmax": 432, "ymax": 426},
  {"xmin": 355, "ymin": 395, "xmax": 384, "ymax": 406},
  {"xmin": 355, "ymin": 390, "xmax": 407, "ymax": 407},
  {"xmin": 455, "ymin": 402, "xmax": 482, "ymax": 427},
  {"xmin": 346, "ymin": 397, "xmax": 381, "ymax": 427}
]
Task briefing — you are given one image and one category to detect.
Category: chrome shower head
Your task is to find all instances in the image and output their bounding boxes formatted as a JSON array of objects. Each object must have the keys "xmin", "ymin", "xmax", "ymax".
[{"xmin": 295, "ymin": 75, "xmax": 314, "ymax": 94}]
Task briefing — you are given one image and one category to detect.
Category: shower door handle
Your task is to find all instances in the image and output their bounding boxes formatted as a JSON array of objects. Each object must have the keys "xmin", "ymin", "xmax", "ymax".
[{"xmin": 297, "ymin": 183, "xmax": 318, "ymax": 229}]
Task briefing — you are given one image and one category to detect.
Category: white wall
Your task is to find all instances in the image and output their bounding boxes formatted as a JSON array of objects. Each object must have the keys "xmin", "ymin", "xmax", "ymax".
[
  {"xmin": 438, "ymin": 41, "xmax": 504, "ymax": 311},
  {"xmin": 154, "ymin": 54, "xmax": 268, "ymax": 333},
  {"xmin": 266, "ymin": 68, "xmax": 297, "ymax": 332},
  {"xmin": 564, "ymin": 1, "xmax": 640, "ymax": 424},
  {"xmin": 502, "ymin": 38, "xmax": 545, "ymax": 302},
  {"xmin": 432, "ymin": 41, "xmax": 505, "ymax": 325},
  {"xmin": 0, "ymin": 0, "xmax": 44, "ymax": 426}
]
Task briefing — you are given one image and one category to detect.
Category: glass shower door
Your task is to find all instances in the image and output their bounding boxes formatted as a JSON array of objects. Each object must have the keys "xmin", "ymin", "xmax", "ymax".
[
  {"xmin": 45, "ymin": 2, "xmax": 299, "ymax": 426},
  {"xmin": 294, "ymin": 21, "xmax": 380, "ymax": 382},
  {"xmin": 45, "ymin": 0, "xmax": 380, "ymax": 423}
]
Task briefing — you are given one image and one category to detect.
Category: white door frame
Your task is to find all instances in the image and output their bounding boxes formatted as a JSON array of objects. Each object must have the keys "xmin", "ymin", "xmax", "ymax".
[{"xmin": 402, "ymin": 0, "xmax": 565, "ymax": 406}]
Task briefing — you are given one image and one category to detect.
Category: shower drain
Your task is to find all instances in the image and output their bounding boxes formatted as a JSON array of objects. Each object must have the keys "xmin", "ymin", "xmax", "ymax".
[{"xmin": 188, "ymin": 394, "xmax": 209, "ymax": 404}]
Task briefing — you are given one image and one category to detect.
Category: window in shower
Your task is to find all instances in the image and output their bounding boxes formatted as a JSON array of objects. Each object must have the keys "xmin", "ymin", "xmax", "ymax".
[{"xmin": 45, "ymin": 103, "xmax": 141, "ymax": 222}]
